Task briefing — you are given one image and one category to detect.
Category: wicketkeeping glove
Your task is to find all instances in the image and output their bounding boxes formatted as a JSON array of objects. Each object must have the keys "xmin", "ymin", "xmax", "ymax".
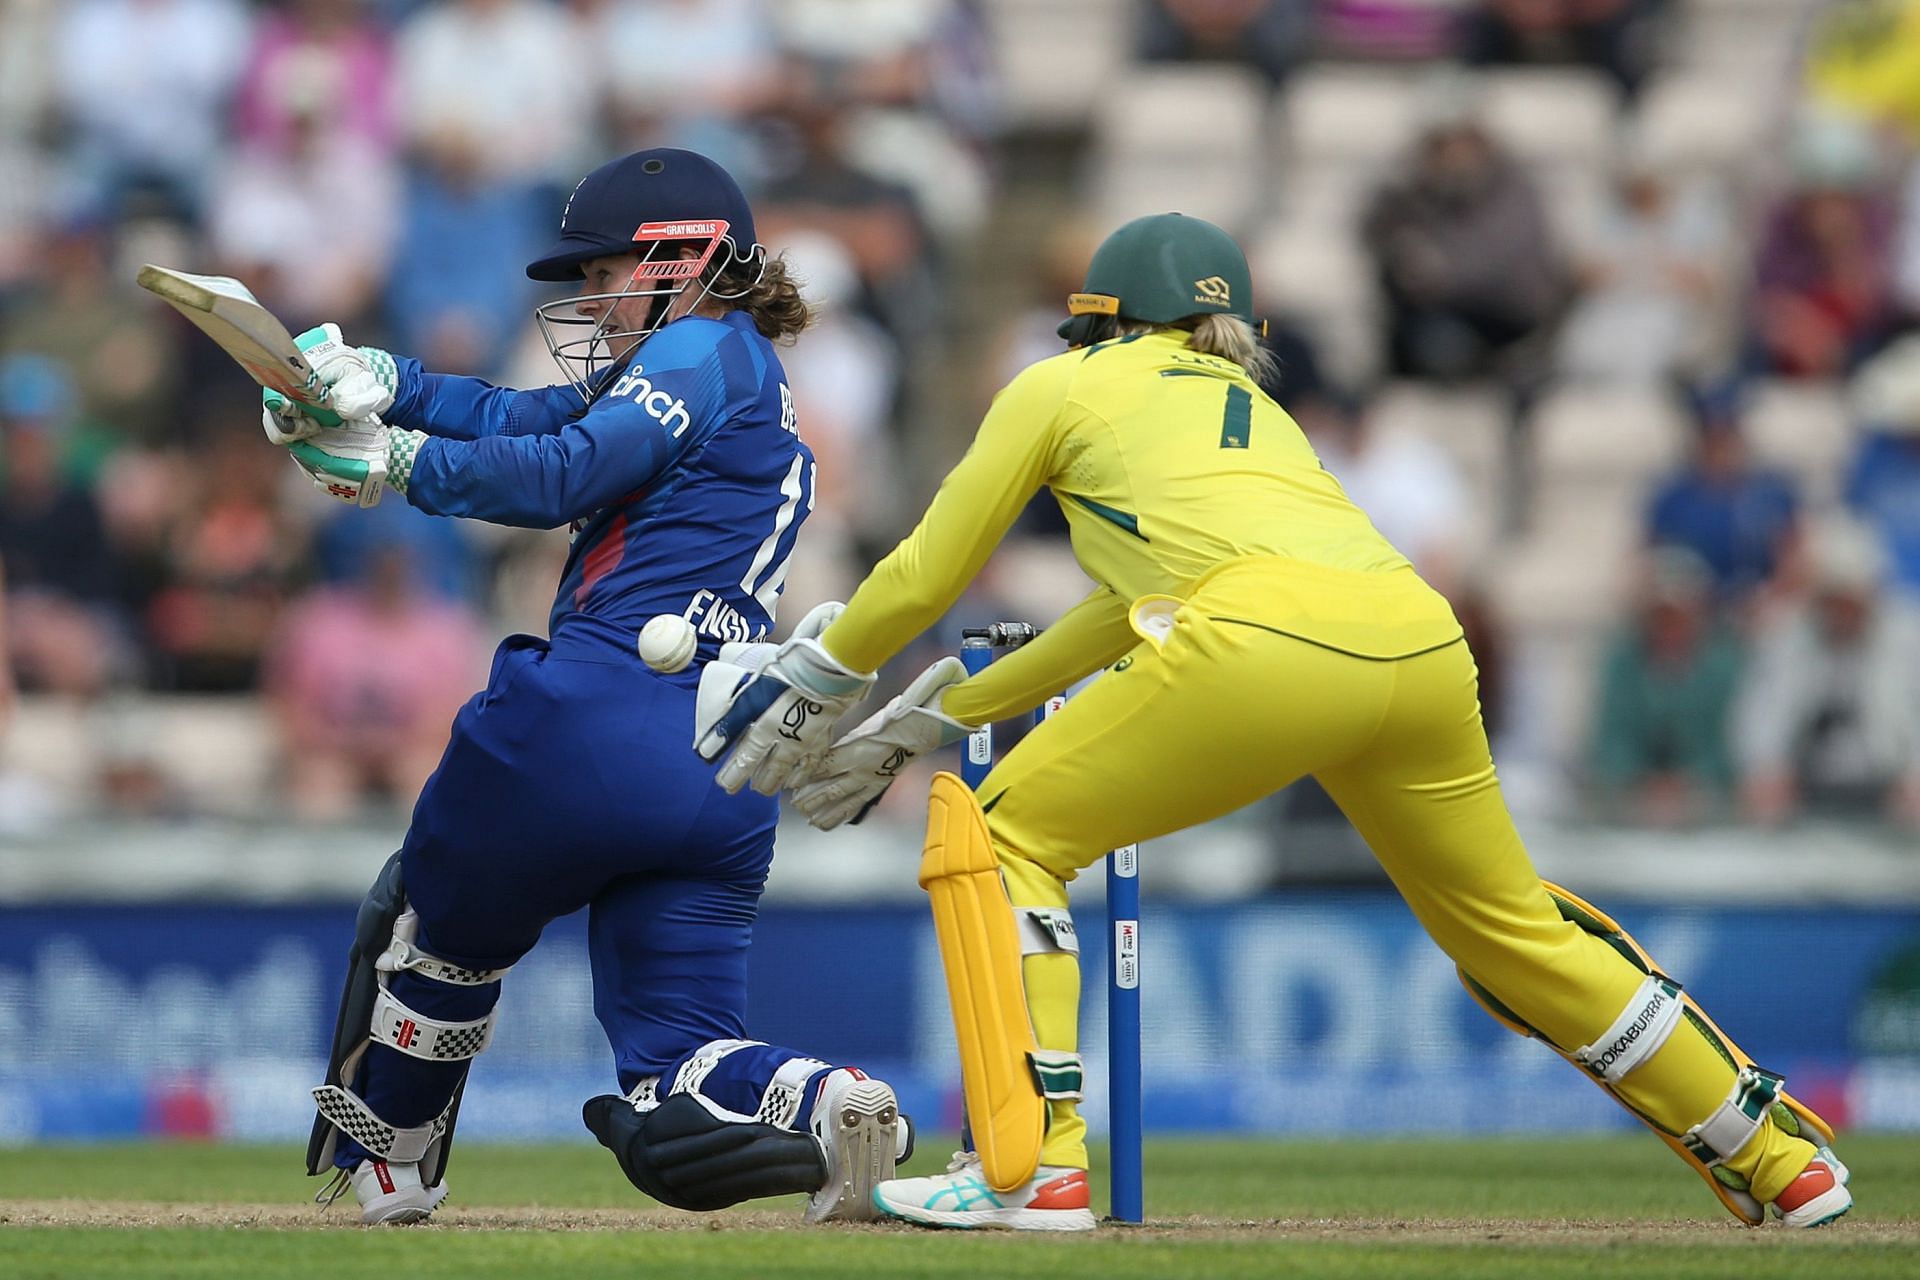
[
  {"xmin": 788, "ymin": 656, "xmax": 972, "ymax": 829},
  {"xmin": 692, "ymin": 601, "xmax": 875, "ymax": 795}
]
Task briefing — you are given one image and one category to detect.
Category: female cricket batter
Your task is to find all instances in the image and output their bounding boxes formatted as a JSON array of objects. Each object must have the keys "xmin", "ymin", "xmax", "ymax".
[
  {"xmin": 697, "ymin": 213, "xmax": 1852, "ymax": 1232},
  {"xmin": 270, "ymin": 149, "xmax": 908, "ymax": 1227}
]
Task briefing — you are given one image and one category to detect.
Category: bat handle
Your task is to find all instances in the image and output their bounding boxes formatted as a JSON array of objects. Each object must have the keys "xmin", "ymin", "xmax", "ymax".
[{"xmin": 262, "ymin": 388, "xmax": 343, "ymax": 429}]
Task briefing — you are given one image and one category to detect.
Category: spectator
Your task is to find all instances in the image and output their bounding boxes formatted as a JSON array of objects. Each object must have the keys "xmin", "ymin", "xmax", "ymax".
[
  {"xmin": 757, "ymin": 81, "xmax": 932, "ymax": 343},
  {"xmin": 232, "ymin": 0, "xmax": 396, "ymax": 160},
  {"xmin": 384, "ymin": 137, "xmax": 548, "ymax": 376},
  {"xmin": 1733, "ymin": 517, "xmax": 1920, "ymax": 829},
  {"xmin": 1137, "ymin": 0, "xmax": 1312, "ymax": 87},
  {"xmin": 1892, "ymin": 150, "xmax": 1920, "ymax": 332},
  {"xmin": 595, "ymin": 0, "xmax": 776, "ymax": 175},
  {"xmin": 1361, "ymin": 113, "xmax": 1566, "ymax": 382},
  {"xmin": 1804, "ymin": 0, "xmax": 1920, "ymax": 143},
  {"xmin": 265, "ymin": 543, "xmax": 486, "ymax": 821},
  {"xmin": 1556, "ymin": 160, "xmax": 1728, "ymax": 384},
  {"xmin": 1846, "ymin": 334, "xmax": 1920, "ymax": 602},
  {"xmin": 208, "ymin": 92, "xmax": 400, "ymax": 324},
  {"xmin": 1752, "ymin": 113, "xmax": 1899, "ymax": 378},
  {"xmin": 50, "ymin": 0, "xmax": 253, "ymax": 221},
  {"xmin": 1644, "ymin": 387, "xmax": 1800, "ymax": 608},
  {"xmin": 1296, "ymin": 389, "xmax": 1471, "ymax": 596},
  {"xmin": 144, "ymin": 435, "xmax": 295, "ymax": 691},
  {"xmin": 1, "ymin": 220, "xmax": 183, "ymax": 446},
  {"xmin": 0, "ymin": 356, "xmax": 123, "ymax": 697},
  {"xmin": 1588, "ymin": 548, "xmax": 1741, "ymax": 826},
  {"xmin": 394, "ymin": 0, "xmax": 596, "ymax": 188},
  {"xmin": 776, "ymin": 230, "xmax": 902, "ymax": 580},
  {"xmin": 1315, "ymin": 1, "xmax": 1462, "ymax": 60},
  {"xmin": 1459, "ymin": 0, "xmax": 1667, "ymax": 100}
]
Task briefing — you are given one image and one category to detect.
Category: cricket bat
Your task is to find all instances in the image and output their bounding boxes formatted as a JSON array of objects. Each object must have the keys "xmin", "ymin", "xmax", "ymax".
[{"xmin": 135, "ymin": 265, "xmax": 341, "ymax": 425}]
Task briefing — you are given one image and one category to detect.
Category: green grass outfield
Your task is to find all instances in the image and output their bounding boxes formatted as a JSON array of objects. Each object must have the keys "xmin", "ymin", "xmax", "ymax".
[{"xmin": 2, "ymin": 1135, "xmax": 1916, "ymax": 1280}]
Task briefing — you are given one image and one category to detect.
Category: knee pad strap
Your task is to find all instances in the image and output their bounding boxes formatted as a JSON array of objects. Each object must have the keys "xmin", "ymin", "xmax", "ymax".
[
  {"xmin": 1017, "ymin": 907, "xmax": 1080, "ymax": 956},
  {"xmin": 377, "ymin": 910, "xmax": 513, "ymax": 986},
  {"xmin": 1683, "ymin": 1066, "xmax": 1785, "ymax": 1168},
  {"xmin": 1573, "ymin": 974, "xmax": 1685, "ymax": 1083}
]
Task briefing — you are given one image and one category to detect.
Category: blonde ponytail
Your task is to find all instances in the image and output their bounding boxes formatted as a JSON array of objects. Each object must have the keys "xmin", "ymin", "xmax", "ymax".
[{"xmin": 1117, "ymin": 313, "xmax": 1276, "ymax": 385}]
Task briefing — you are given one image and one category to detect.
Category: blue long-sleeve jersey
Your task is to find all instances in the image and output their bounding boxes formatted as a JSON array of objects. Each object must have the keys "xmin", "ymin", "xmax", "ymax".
[{"xmin": 386, "ymin": 310, "xmax": 814, "ymax": 663}]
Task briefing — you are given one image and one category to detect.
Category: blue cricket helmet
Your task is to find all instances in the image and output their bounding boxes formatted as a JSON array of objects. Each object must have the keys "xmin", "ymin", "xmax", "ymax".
[{"xmin": 526, "ymin": 148, "xmax": 758, "ymax": 282}]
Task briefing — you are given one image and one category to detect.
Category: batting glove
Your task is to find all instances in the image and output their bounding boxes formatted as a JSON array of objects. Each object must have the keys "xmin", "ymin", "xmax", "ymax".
[
  {"xmin": 293, "ymin": 323, "xmax": 398, "ymax": 420},
  {"xmin": 788, "ymin": 656, "xmax": 972, "ymax": 829},
  {"xmin": 266, "ymin": 391, "xmax": 426, "ymax": 508},
  {"xmin": 692, "ymin": 601, "xmax": 875, "ymax": 795}
]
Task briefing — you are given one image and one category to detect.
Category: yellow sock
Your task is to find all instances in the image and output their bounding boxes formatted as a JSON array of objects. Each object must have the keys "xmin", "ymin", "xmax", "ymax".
[{"xmin": 1022, "ymin": 950, "xmax": 1088, "ymax": 1170}]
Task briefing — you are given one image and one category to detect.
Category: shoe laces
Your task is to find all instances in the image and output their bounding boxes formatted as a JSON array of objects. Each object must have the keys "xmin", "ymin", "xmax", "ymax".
[
  {"xmin": 943, "ymin": 1148, "xmax": 983, "ymax": 1175},
  {"xmin": 314, "ymin": 1167, "xmax": 351, "ymax": 1209}
]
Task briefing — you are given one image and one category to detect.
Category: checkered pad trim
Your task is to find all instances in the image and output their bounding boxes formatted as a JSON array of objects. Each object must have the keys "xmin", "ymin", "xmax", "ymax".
[
  {"xmin": 756, "ymin": 1057, "xmax": 828, "ymax": 1129},
  {"xmin": 370, "ymin": 988, "xmax": 495, "ymax": 1061},
  {"xmin": 626, "ymin": 1076, "xmax": 661, "ymax": 1113},
  {"xmin": 379, "ymin": 937, "xmax": 511, "ymax": 987},
  {"xmin": 311, "ymin": 1084, "xmax": 450, "ymax": 1163},
  {"xmin": 385, "ymin": 428, "xmax": 426, "ymax": 495},
  {"xmin": 671, "ymin": 1038, "xmax": 759, "ymax": 1095}
]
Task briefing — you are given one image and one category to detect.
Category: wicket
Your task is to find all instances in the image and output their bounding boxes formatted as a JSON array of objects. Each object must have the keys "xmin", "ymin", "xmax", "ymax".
[{"xmin": 958, "ymin": 624, "xmax": 1144, "ymax": 1223}]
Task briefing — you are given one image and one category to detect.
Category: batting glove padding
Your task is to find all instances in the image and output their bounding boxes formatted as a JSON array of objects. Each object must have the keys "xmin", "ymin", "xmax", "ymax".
[
  {"xmin": 693, "ymin": 602, "xmax": 874, "ymax": 795},
  {"xmin": 789, "ymin": 657, "xmax": 972, "ymax": 829},
  {"xmin": 294, "ymin": 323, "xmax": 398, "ymax": 421}
]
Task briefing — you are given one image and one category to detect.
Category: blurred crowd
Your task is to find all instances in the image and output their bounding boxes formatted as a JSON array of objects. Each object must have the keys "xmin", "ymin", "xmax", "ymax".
[
  {"xmin": 1110, "ymin": 0, "xmax": 1920, "ymax": 836},
  {"xmin": 1, "ymin": 0, "xmax": 1918, "ymax": 837},
  {"xmin": 0, "ymin": 0, "xmax": 992, "ymax": 819}
]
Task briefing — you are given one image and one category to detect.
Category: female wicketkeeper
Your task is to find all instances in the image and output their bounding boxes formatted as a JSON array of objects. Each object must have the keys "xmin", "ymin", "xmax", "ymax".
[{"xmin": 697, "ymin": 212, "xmax": 1851, "ymax": 1232}]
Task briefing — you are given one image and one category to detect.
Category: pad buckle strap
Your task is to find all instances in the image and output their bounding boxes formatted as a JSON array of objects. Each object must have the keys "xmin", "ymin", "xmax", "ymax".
[
  {"xmin": 671, "ymin": 1038, "xmax": 760, "ymax": 1096},
  {"xmin": 370, "ymin": 988, "xmax": 496, "ymax": 1062},
  {"xmin": 1017, "ymin": 908, "xmax": 1080, "ymax": 957},
  {"xmin": 378, "ymin": 938, "xmax": 511, "ymax": 986},
  {"xmin": 311, "ymin": 1084, "xmax": 451, "ymax": 1163},
  {"xmin": 756, "ymin": 1055, "xmax": 829, "ymax": 1129},
  {"xmin": 1027, "ymin": 1050, "xmax": 1083, "ymax": 1102},
  {"xmin": 1574, "ymin": 975, "xmax": 1684, "ymax": 1083},
  {"xmin": 1683, "ymin": 1067, "xmax": 1785, "ymax": 1167}
]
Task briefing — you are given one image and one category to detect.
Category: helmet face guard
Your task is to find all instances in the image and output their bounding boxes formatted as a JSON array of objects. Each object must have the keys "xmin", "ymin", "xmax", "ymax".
[{"xmin": 535, "ymin": 219, "xmax": 758, "ymax": 403}]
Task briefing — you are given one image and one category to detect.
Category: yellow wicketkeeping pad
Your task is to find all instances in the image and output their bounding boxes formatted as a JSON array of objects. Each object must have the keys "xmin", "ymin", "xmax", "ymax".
[
  {"xmin": 1458, "ymin": 880, "xmax": 1836, "ymax": 1225},
  {"xmin": 919, "ymin": 771, "xmax": 1044, "ymax": 1193}
]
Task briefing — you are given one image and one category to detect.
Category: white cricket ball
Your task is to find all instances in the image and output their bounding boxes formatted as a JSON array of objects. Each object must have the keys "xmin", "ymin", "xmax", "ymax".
[{"xmin": 638, "ymin": 614, "xmax": 698, "ymax": 673}]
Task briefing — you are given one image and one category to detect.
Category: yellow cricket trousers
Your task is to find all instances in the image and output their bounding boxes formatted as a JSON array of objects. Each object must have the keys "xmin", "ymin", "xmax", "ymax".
[{"xmin": 977, "ymin": 567, "xmax": 1816, "ymax": 1202}]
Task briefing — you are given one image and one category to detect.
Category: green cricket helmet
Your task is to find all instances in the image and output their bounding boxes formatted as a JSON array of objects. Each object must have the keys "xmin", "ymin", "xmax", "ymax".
[{"xmin": 1057, "ymin": 212, "xmax": 1259, "ymax": 344}]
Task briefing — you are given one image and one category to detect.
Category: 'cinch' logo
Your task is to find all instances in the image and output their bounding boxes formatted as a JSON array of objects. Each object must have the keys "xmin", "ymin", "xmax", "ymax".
[{"xmin": 1193, "ymin": 276, "xmax": 1232, "ymax": 306}]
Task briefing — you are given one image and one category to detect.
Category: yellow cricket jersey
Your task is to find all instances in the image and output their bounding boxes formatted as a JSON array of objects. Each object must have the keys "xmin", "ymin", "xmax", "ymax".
[{"xmin": 820, "ymin": 330, "xmax": 1462, "ymax": 722}]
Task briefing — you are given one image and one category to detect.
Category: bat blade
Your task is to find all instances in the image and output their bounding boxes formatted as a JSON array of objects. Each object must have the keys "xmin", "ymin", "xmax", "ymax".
[{"xmin": 136, "ymin": 265, "xmax": 339, "ymax": 424}]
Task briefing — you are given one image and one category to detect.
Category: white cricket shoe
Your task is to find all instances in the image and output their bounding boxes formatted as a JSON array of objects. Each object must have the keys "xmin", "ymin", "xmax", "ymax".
[
  {"xmin": 1772, "ymin": 1148, "xmax": 1852, "ymax": 1229},
  {"xmin": 804, "ymin": 1069, "xmax": 907, "ymax": 1224},
  {"xmin": 873, "ymin": 1150, "xmax": 1095, "ymax": 1231},
  {"xmin": 349, "ymin": 1158, "xmax": 449, "ymax": 1225}
]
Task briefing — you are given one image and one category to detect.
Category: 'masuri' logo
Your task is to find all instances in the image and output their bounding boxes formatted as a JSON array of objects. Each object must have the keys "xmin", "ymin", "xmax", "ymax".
[{"xmin": 1193, "ymin": 275, "xmax": 1232, "ymax": 306}]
